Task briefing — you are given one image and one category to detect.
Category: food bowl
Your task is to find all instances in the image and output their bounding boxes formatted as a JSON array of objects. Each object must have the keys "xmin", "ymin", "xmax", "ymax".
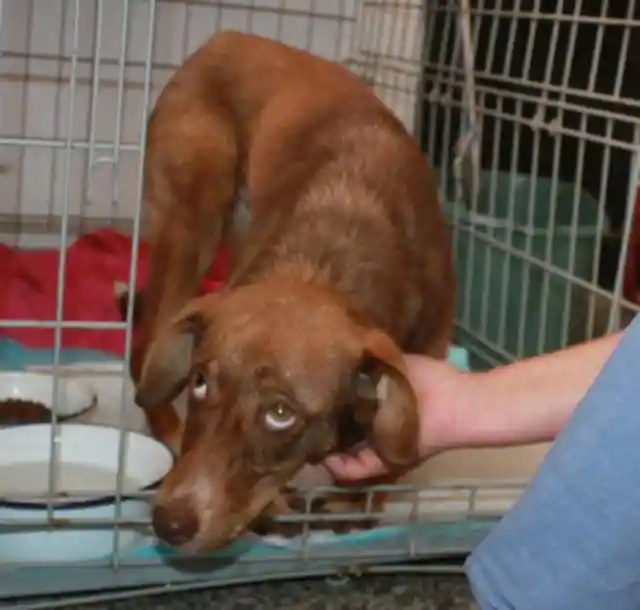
[
  {"xmin": 0, "ymin": 371, "xmax": 96, "ymax": 423},
  {"xmin": 24, "ymin": 362, "xmax": 150, "ymax": 433},
  {"xmin": 0, "ymin": 423, "xmax": 174, "ymax": 564}
]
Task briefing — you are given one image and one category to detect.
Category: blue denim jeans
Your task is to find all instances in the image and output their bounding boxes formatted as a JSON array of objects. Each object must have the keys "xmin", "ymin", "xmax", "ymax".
[{"xmin": 466, "ymin": 314, "xmax": 640, "ymax": 609}]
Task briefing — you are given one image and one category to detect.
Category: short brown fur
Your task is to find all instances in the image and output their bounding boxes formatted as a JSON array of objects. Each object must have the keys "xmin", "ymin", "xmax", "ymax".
[{"xmin": 127, "ymin": 30, "xmax": 455, "ymax": 552}]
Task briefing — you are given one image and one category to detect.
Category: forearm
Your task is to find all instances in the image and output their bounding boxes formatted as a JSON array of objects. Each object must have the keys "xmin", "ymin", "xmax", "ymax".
[{"xmin": 451, "ymin": 330, "xmax": 623, "ymax": 448}]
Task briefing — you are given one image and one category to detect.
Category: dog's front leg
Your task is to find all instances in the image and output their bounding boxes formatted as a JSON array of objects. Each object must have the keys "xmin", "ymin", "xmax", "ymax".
[
  {"xmin": 131, "ymin": 227, "xmax": 201, "ymax": 453},
  {"xmin": 250, "ymin": 488, "xmax": 383, "ymax": 539}
]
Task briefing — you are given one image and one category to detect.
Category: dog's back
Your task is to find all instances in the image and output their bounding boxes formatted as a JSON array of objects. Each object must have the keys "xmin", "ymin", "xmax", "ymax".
[
  {"xmin": 232, "ymin": 103, "xmax": 454, "ymax": 354},
  {"xmin": 146, "ymin": 30, "xmax": 453, "ymax": 353},
  {"xmin": 150, "ymin": 30, "xmax": 377, "ymax": 135}
]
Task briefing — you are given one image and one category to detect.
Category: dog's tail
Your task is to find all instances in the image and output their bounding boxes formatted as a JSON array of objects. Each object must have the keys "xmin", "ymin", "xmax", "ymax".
[{"xmin": 113, "ymin": 281, "xmax": 143, "ymax": 324}]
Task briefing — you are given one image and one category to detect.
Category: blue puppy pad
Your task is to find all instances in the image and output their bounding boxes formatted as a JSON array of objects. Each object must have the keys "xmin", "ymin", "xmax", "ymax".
[
  {"xmin": 0, "ymin": 337, "xmax": 121, "ymax": 370},
  {"xmin": 118, "ymin": 518, "xmax": 497, "ymax": 572}
]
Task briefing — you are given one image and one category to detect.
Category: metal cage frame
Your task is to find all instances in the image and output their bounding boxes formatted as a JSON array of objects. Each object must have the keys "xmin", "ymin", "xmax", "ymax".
[{"xmin": 0, "ymin": 0, "xmax": 639, "ymax": 605}]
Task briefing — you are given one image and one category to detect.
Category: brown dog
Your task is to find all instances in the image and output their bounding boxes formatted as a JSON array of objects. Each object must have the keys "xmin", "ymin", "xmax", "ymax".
[{"xmin": 126, "ymin": 30, "xmax": 455, "ymax": 552}]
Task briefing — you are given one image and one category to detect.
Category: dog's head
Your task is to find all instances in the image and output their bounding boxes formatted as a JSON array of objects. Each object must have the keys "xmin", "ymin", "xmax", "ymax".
[{"xmin": 136, "ymin": 279, "xmax": 419, "ymax": 551}]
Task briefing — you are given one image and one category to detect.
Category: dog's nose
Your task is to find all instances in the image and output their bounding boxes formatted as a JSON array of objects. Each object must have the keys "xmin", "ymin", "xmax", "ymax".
[{"xmin": 152, "ymin": 502, "xmax": 199, "ymax": 547}]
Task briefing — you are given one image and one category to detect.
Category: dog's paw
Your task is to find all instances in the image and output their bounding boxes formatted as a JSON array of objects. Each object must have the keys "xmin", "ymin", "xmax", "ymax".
[{"xmin": 253, "ymin": 491, "xmax": 378, "ymax": 539}]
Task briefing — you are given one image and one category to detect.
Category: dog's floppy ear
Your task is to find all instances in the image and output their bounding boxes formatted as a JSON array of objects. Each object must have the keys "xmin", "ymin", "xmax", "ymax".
[
  {"xmin": 135, "ymin": 299, "xmax": 211, "ymax": 409},
  {"xmin": 353, "ymin": 329, "xmax": 420, "ymax": 467}
]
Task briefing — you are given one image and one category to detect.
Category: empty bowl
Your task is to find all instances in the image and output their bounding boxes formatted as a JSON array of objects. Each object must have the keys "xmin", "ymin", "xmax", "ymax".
[{"xmin": 0, "ymin": 423, "xmax": 174, "ymax": 564}]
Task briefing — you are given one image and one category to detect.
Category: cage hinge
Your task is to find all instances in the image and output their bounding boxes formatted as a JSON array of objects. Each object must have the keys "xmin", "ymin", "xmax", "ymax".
[{"xmin": 530, "ymin": 107, "xmax": 562, "ymax": 136}]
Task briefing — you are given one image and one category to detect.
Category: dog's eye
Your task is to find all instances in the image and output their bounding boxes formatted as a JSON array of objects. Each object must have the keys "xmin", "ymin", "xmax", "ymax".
[
  {"xmin": 192, "ymin": 372, "xmax": 208, "ymax": 401},
  {"xmin": 263, "ymin": 403, "xmax": 297, "ymax": 431}
]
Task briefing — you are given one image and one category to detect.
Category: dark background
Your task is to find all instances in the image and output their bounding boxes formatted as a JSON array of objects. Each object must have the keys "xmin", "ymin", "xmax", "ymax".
[{"xmin": 419, "ymin": 0, "xmax": 640, "ymax": 290}]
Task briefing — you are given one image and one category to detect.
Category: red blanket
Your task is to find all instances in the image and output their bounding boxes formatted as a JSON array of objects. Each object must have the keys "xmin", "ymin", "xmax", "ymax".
[{"xmin": 0, "ymin": 229, "xmax": 228, "ymax": 357}]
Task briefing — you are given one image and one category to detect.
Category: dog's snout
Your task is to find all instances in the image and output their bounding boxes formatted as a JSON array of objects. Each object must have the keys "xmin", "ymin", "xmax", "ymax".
[{"xmin": 152, "ymin": 502, "xmax": 200, "ymax": 547}]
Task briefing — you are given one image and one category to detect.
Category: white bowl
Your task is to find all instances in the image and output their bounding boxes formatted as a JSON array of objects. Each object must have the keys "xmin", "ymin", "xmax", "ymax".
[
  {"xmin": 0, "ymin": 371, "xmax": 95, "ymax": 420},
  {"xmin": 25, "ymin": 362, "xmax": 150, "ymax": 433},
  {"xmin": 0, "ymin": 423, "xmax": 174, "ymax": 564}
]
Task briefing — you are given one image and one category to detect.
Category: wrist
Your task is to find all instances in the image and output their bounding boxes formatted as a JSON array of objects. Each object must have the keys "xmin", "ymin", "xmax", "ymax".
[
  {"xmin": 427, "ymin": 369, "xmax": 492, "ymax": 452},
  {"xmin": 404, "ymin": 355, "xmax": 487, "ymax": 456}
]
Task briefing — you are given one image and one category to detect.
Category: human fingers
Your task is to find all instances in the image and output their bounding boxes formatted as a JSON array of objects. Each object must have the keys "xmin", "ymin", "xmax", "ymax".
[{"xmin": 323, "ymin": 447, "xmax": 390, "ymax": 481}]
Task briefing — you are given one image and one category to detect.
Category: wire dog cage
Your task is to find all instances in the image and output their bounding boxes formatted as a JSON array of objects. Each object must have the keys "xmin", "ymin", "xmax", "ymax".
[{"xmin": 0, "ymin": 0, "xmax": 639, "ymax": 606}]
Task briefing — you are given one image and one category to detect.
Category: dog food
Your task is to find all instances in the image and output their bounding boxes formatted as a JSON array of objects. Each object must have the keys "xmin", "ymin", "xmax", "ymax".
[{"xmin": 0, "ymin": 399, "xmax": 53, "ymax": 426}]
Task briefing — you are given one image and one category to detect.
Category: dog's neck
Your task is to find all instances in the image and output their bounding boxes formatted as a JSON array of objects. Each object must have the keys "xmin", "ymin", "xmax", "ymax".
[{"xmin": 232, "ymin": 190, "xmax": 411, "ymax": 338}]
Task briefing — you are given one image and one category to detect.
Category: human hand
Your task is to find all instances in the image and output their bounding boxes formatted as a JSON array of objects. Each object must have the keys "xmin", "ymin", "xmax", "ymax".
[{"xmin": 324, "ymin": 355, "xmax": 472, "ymax": 481}]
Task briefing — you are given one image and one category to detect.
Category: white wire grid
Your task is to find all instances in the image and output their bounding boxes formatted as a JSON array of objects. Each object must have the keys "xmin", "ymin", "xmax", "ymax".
[
  {"xmin": 0, "ymin": 0, "xmax": 638, "ymax": 603},
  {"xmin": 420, "ymin": 0, "xmax": 640, "ymax": 368}
]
